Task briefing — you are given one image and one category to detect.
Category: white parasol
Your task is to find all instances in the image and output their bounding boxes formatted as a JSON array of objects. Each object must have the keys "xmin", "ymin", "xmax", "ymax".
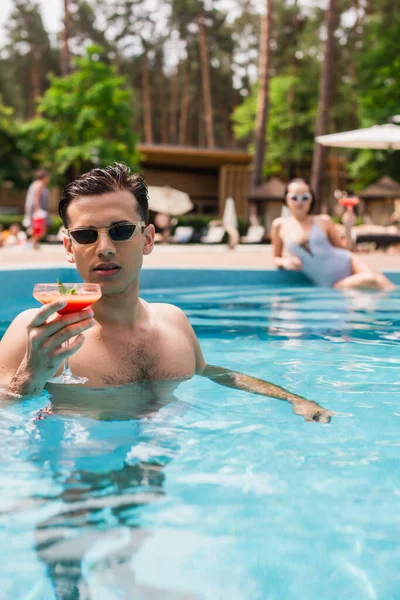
[
  {"xmin": 222, "ymin": 197, "xmax": 239, "ymax": 249},
  {"xmin": 222, "ymin": 197, "xmax": 238, "ymax": 230},
  {"xmin": 147, "ymin": 186, "xmax": 193, "ymax": 216},
  {"xmin": 315, "ymin": 124, "xmax": 400, "ymax": 150}
]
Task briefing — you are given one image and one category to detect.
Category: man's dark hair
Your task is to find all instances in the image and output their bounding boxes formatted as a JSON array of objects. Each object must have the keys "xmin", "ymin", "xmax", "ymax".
[
  {"xmin": 283, "ymin": 178, "xmax": 317, "ymax": 214},
  {"xmin": 59, "ymin": 163, "xmax": 149, "ymax": 227}
]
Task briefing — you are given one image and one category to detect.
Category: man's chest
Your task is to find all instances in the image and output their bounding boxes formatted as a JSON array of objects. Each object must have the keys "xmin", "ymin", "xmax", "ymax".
[{"xmin": 69, "ymin": 328, "xmax": 196, "ymax": 387}]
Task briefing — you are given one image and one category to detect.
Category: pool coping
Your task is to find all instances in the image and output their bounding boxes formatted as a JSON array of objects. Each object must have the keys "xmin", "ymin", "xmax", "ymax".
[
  {"xmin": 2, "ymin": 264, "xmax": 400, "ymax": 272},
  {"xmin": 1, "ymin": 266, "xmax": 400, "ymax": 295}
]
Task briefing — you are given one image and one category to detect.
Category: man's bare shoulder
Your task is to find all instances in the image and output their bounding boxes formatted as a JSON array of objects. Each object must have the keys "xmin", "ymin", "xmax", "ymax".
[
  {"xmin": 146, "ymin": 301, "xmax": 189, "ymax": 325},
  {"xmin": 0, "ymin": 309, "xmax": 38, "ymax": 349},
  {"xmin": 0, "ymin": 309, "xmax": 37, "ymax": 383},
  {"xmin": 9, "ymin": 308, "xmax": 38, "ymax": 324}
]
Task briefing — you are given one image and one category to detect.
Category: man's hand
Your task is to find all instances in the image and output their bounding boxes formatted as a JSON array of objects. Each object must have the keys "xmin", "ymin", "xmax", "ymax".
[
  {"xmin": 8, "ymin": 299, "xmax": 95, "ymax": 395},
  {"xmin": 292, "ymin": 400, "xmax": 334, "ymax": 423}
]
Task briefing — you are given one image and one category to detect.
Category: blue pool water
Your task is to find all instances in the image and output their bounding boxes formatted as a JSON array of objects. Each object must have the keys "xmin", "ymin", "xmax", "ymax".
[{"xmin": 1, "ymin": 280, "xmax": 400, "ymax": 599}]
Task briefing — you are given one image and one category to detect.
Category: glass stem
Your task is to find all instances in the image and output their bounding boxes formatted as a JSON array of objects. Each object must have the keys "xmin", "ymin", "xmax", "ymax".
[{"xmin": 62, "ymin": 339, "xmax": 72, "ymax": 377}]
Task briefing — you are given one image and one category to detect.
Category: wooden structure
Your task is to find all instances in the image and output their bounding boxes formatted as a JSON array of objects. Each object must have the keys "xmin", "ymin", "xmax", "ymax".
[
  {"xmin": 359, "ymin": 176, "xmax": 400, "ymax": 225},
  {"xmin": 248, "ymin": 177, "xmax": 286, "ymax": 234},
  {"xmin": 0, "ymin": 145, "xmax": 253, "ymax": 219},
  {"xmin": 138, "ymin": 144, "xmax": 252, "ymax": 218},
  {"xmin": 0, "ymin": 186, "xmax": 60, "ymax": 216}
]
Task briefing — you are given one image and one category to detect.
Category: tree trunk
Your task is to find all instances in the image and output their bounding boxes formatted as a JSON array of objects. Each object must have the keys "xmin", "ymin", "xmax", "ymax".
[
  {"xmin": 198, "ymin": 104, "xmax": 206, "ymax": 147},
  {"xmin": 251, "ymin": 0, "xmax": 272, "ymax": 188},
  {"xmin": 169, "ymin": 64, "xmax": 180, "ymax": 144},
  {"xmin": 61, "ymin": 0, "xmax": 71, "ymax": 76},
  {"xmin": 179, "ymin": 62, "xmax": 190, "ymax": 145},
  {"xmin": 141, "ymin": 54, "xmax": 153, "ymax": 144},
  {"xmin": 348, "ymin": 0, "xmax": 361, "ymax": 130},
  {"xmin": 310, "ymin": 0, "xmax": 337, "ymax": 212},
  {"xmin": 220, "ymin": 101, "xmax": 230, "ymax": 147},
  {"xmin": 197, "ymin": 11, "xmax": 215, "ymax": 148},
  {"xmin": 161, "ymin": 103, "xmax": 168, "ymax": 144},
  {"xmin": 31, "ymin": 50, "xmax": 41, "ymax": 117},
  {"xmin": 287, "ymin": 78, "xmax": 296, "ymax": 180}
]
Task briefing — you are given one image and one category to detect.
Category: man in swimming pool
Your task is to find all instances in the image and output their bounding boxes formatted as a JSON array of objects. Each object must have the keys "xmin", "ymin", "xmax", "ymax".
[{"xmin": 0, "ymin": 164, "xmax": 333, "ymax": 423}]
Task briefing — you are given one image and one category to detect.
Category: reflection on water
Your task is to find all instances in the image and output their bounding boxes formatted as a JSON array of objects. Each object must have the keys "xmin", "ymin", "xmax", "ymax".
[
  {"xmin": 1, "ymin": 285, "xmax": 400, "ymax": 599},
  {"xmin": 46, "ymin": 377, "xmax": 187, "ymax": 421},
  {"xmin": 0, "ymin": 379, "xmax": 190, "ymax": 599}
]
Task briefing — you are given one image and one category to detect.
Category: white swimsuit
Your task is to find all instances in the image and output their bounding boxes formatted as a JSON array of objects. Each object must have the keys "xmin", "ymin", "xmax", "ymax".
[{"xmin": 285, "ymin": 223, "xmax": 353, "ymax": 287}]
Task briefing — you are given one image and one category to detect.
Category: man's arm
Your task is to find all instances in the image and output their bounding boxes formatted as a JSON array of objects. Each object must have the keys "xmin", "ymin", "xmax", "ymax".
[
  {"xmin": 199, "ymin": 364, "xmax": 333, "ymax": 422},
  {"xmin": 183, "ymin": 314, "xmax": 333, "ymax": 423},
  {"xmin": 0, "ymin": 300, "xmax": 95, "ymax": 398}
]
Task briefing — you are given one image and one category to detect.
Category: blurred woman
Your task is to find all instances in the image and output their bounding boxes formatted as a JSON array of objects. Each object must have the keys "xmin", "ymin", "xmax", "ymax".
[{"xmin": 271, "ymin": 178, "xmax": 394, "ymax": 290}]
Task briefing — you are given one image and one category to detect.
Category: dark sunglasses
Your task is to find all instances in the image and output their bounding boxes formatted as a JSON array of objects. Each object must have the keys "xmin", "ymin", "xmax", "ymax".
[
  {"xmin": 287, "ymin": 193, "xmax": 312, "ymax": 203},
  {"xmin": 66, "ymin": 221, "xmax": 146, "ymax": 245}
]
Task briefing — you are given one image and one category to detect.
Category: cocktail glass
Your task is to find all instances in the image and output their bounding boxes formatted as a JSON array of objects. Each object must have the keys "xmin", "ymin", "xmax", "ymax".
[
  {"xmin": 338, "ymin": 196, "xmax": 359, "ymax": 209},
  {"xmin": 33, "ymin": 283, "xmax": 102, "ymax": 384}
]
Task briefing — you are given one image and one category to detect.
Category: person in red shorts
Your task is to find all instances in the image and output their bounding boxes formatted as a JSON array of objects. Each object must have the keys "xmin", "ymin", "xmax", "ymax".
[
  {"xmin": 32, "ymin": 208, "xmax": 48, "ymax": 246},
  {"xmin": 24, "ymin": 169, "xmax": 50, "ymax": 249}
]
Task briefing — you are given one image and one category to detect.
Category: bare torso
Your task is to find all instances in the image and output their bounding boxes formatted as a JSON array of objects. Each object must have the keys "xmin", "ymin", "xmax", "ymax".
[
  {"xmin": 46, "ymin": 377, "xmax": 188, "ymax": 421},
  {"xmin": 51, "ymin": 301, "xmax": 197, "ymax": 389}
]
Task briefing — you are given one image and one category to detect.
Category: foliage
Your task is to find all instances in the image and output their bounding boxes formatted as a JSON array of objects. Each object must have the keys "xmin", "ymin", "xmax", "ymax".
[
  {"xmin": 348, "ymin": 12, "xmax": 400, "ymax": 187},
  {"xmin": 232, "ymin": 75, "xmax": 317, "ymax": 177},
  {"xmin": 3, "ymin": 0, "xmax": 58, "ymax": 118},
  {"xmin": 0, "ymin": 0, "xmax": 398, "ymax": 206},
  {"xmin": 0, "ymin": 215, "xmax": 25, "ymax": 229},
  {"xmin": 18, "ymin": 46, "xmax": 140, "ymax": 183},
  {"xmin": 0, "ymin": 99, "xmax": 32, "ymax": 187},
  {"xmin": 172, "ymin": 214, "xmax": 248, "ymax": 238},
  {"xmin": 0, "ymin": 214, "xmax": 248, "ymax": 240},
  {"xmin": 0, "ymin": 213, "xmax": 61, "ymax": 234}
]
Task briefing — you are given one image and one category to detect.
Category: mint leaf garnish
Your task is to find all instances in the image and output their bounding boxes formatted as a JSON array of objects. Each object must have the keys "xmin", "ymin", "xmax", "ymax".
[
  {"xmin": 57, "ymin": 279, "xmax": 78, "ymax": 295},
  {"xmin": 57, "ymin": 279, "xmax": 67, "ymax": 294}
]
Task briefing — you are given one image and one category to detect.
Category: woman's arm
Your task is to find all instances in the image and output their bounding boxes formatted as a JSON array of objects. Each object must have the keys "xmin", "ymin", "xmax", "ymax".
[
  {"xmin": 341, "ymin": 209, "xmax": 356, "ymax": 250},
  {"xmin": 271, "ymin": 219, "xmax": 285, "ymax": 267},
  {"xmin": 321, "ymin": 215, "xmax": 351, "ymax": 249},
  {"xmin": 271, "ymin": 219, "xmax": 302, "ymax": 270}
]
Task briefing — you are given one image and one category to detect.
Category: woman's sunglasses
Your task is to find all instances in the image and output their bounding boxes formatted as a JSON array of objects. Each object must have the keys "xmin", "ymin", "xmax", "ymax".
[
  {"xmin": 66, "ymin": 221, "xmax": 146, "ymax": 245},
  {"xmin": 287, "ymin": 193, "xmax": 312, "ymax": 203}
]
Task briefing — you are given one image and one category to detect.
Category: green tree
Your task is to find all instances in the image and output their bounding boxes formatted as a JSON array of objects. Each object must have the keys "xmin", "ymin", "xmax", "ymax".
[
  {"xmin": 0, "ymin": 99, "xmax": 31, "ymax": 187},
  {"xmin": 170, "ymin": 0, "xmax": 216, "ymax": 147},
  {"xmin": 19, "ymin": 46, "xmax": 140, "ymax": 182},
  {"xmin": 233, "ymin": 74, "xmax": 316, "ymax": 177},
  {"xmin": 65, "ymin": 0, "xmax": 112, "ymax": 57},
  {"xmin": 311, "ymin": 0, "xmax": 338, "ymax": 209},
  {"xmin": 252, "ymin": 0, "xmax": 272, "ymax": 188},
  {"xmin": 4, "ymin": 0, "xmax": 59, "ymax": 118},
  {"xmin": 348, "ymin": 10, "xmax": 400, "ymax": 187}
]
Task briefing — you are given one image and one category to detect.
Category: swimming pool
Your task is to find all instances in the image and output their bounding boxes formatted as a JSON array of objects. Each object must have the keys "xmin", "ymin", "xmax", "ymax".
[{"xmin": 1, "ymin": 269, "xmax": 400, "ymax": 599}]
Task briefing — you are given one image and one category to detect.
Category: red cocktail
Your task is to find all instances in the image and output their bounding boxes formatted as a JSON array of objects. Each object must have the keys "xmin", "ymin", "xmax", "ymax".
[
  {"xmin": 33, "ymin": 283, "xmax": 101, "ymax": 384},
  {"xmin": 34, "ymin": 291, "xmax": 102, "ymax": 315},
  {"xmin": 338, "ymin": 196, "xmax": 359, "ymax": 209}
]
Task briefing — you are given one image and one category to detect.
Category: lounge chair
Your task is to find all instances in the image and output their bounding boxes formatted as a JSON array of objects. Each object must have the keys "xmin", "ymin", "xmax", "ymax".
[
  {"xmin": 200, "ymin": 225, "xmax": 226, "ymax": 244},
  {"xmin": 240, "ymin": 225, "xmax": 265, "ymax": 244},
  {"xmin": 170, "ymin": 226, "xmax": 194, "ymax": 243},
  {"xmin": 355, "ymin": 232, "xmax": 400, "ymax": 250}
]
